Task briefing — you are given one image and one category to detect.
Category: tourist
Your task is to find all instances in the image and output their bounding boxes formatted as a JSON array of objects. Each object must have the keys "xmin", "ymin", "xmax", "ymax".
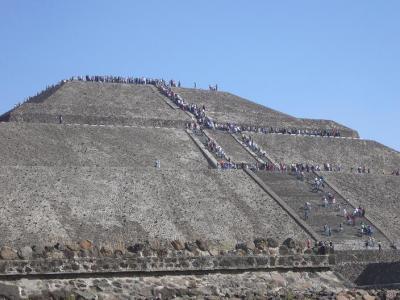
[{"xmin": 155, "ymin": 160, "xmax": 160, "ymax": 168}]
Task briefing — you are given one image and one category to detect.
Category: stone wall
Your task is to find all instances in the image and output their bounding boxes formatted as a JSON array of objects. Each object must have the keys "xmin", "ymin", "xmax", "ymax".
[
  {"xmin": 0, "ymin": 254, "xmax": 332, "ymax": 276},
  {"xmin": 335, "ymin": 250, "xmax": 400, "ymax": 285},
  {"xmin": 0, "ymin": 122, "xmax": 207, "ymax": 169},
  {"xmin": 0, "ymin": 271, "xmax": 354, "ymax": 300},
  {"xmin": 0, "ymin": 167, "xmax": 310, "ymax": 247},
  {"xmin": 9, "ymin": 112, "xmax": 190, "ymax": 128},
  {"xmin": 0, "ymin": 236, "xmax": 338, "ymax": 299},
  {"xmin": 0, "ymin": 238, "xmax": 332, "ymax": 276}
]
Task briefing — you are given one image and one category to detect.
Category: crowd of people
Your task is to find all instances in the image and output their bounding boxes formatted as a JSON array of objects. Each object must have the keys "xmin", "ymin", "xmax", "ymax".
[
  {"xmin": 168, "ymin": 80, "xmax": 181, "ymax": 87},
  {"xmin": 304, "ymin": 174, "xmax": 380, "ymax": 248},
  {"xmin": 209, "ymin": 84, "xmax": 218, "ymax": 91},
  {"xmin": 313, "ymin": 240, "xmax": 335, "ymax": 255},
  {"xmin": 214, "ymin": 123, "xmax": 343, "ymax": 138},
  {"xmin": 350, "ymin": 166, "xmax": 371, "ymax": 174},
  {"xmin": 157, "ymin": 81, "xmax": 216, "ymax": 128},
  {"xmin": 69, "ymin": 75, "xmax": 160, "ymax": 85}
]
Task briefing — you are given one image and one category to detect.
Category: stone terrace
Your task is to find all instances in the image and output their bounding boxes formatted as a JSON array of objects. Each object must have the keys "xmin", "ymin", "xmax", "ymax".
[
  {"xmin": 247, "ymin": 133, "xmax": 400, "ymax": 173},
  {"xmin": 0, "ymin": 122, "xmax": 206, "ymax": 170},
  {"xmin": 322, "ymin": 173, "xmax": 400, "ymax": 242},
  {"xmin": 9, "ymin": 81, "xmax": 191, "ymax": 126},
  {"xmin": 173, "ymin": 87, "xmax": 358, "ymax": 137},
  {"xmin": 0, "ymin": 167, "xmax": 309, "ymax": 247},
  {"xmin": 173, "ymin": 87, "xmax": 295, "ymax": 125}
]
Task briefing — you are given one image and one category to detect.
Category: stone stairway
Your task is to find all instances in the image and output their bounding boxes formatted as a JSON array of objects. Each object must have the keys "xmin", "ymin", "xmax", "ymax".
[{"xmin": 255, "ymin": 171, "xmax": 387, "ymax": 246}]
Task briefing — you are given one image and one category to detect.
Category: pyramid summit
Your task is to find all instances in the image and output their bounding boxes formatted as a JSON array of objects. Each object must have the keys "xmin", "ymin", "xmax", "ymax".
[{"xmin": 0, "ymin": 75, "xmax": 399, "ymax": 297}]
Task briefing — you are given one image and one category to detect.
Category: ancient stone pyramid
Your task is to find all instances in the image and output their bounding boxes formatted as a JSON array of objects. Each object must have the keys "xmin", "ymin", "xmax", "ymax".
[{"xmin": 0, "ymin": 77, "xmax": 399, "ymax": 250}]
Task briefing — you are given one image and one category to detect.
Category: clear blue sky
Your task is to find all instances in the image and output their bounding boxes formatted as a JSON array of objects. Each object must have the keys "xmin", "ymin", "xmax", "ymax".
[{"xmin": 1, "ymin": 1, "xmax": 399, "ymax": 150}]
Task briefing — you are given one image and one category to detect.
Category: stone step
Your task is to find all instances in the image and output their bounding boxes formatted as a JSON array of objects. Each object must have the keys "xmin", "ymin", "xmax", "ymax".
[{"xmin": 255, "ymin": 171, "xmax": 387, "ymax": 244}]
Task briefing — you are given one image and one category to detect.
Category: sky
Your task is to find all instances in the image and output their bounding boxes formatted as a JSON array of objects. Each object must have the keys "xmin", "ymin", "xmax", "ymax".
[{"xmin": 0, "ymin": 1, "xmax": 399, "ymax": 150}]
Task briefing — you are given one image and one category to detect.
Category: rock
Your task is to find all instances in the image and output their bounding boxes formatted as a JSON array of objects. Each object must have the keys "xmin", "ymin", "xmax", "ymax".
[
  {"xmin": 236, "ymin": 249, "xmax": 247, "ymax": 256},
  {"xmin": 127, "ymin": 243, "xmax": 145, "ymax": 253},
  {"xmin": 0, "ymin": 246, "xmax": 18, "ymax": 260},
  {"xmin": 304, "ymin": 248, "xmax": 313, "ymax": 255},
  {"xmin": 283, "ymin": 238, "xmax": 296, "ymax": 249},
  {"xmin": 46, "ymin": 250, "xmax": 65, "ymax": 259},
  {"xmin": 196, "ymin": 239, "xmax": 209, "ymax": 251},
  {"xmin": 53, "ymin": 242, "xmax": 65, "ymax": 251},
  {"xmin": 270, "ymin": 272, "xmax": 286, "ymax": 287},
  {"xmin": 31, "ymin": 245, "xmax": 46, "ymax": 258},
  {"xmin": 157, "ymin": 247, "xmax": 169, "ymax": 258},
  {"xmin": 185, "ymin": 242, "xmax": 198, "ymax": 252},
  {"xmin": 253, "ymin": 248, "xmax": 264, "ymax": 255},
  {"xmin": 235, "ymin": 242, "xmax": 249, "ymax": 253},
  {"xmin": 0, "ymin": 283, "xmax": 20, "ymax": 299},
  {"xmin": 149, "ymin": 240, "xmax": 162, "ymax": 251},
  {"xmin": 153, "ymin": 286, "xmax": 178, "ymax": 299},
  {"xmin": 267, "ymin": 238, "xmax": 279, "ymax": 248},
  {"xmin": 79, "ymin": 239, "xmax": 93, "ymax": 250},
  {"xmin": 17, "ymin": 246, "xmax": 33, "ymax": 260},
  {"xmin": 74, "ymin": 290, "xmax": 97, "ymax": 300},
  {"xmin": 171, "ymin": 240, "xmax": 185, "ymax": 251},
  {"xmin": 336, "ymin": 292, "xmax": 353, "ymax": 300},
  {"xmin": 295, "ymin": 240, "xmax": 306, "ymax": 253},
  {"xmin": 142, "ymin": 247, "xmax": 153, "ymax": 257},
  {"xmin": 44, "ymin": 245, "xmax": 54, "ymax": 253},
  {"xmin": 112, "ymin": 281, "xmax": 122, "ymax": 288},
  {"xmin": 63, "ymin": 248, "xmax": 75, "ymax": 259},
  {"xmin": 208, "ymin": 249, "xmax": 220, "ymax": 256},
  {"xmin": 100, "ymin": 245, "xmax": 114, "ymax": 257},
  {"xmin": 185, "ymin": 248, "xmax": 200, "ymax": 256},
  {"xmin": 66, "ymin": 243, "xmax": 81, "ymax": 251},
  {"xmin": 362, "ymin": 295, "xmax": 375, "ymax": 300},
  {"xmin": 268, "ymin": 248, "xmax": 278, "ymax": 256},
  {"xmin": 254, "ymin": 238, "xmax": 267, "ymax": 250},
  {"xmin": 278, "ymin": 245, "xmax": 289, "ymax": 255}
]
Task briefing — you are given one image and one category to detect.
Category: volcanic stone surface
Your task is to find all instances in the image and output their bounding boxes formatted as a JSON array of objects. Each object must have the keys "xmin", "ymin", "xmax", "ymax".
[
  {"xmin": 173, "ymin": 87, "xmax": 358, "ymax": 136},
  {"xmin": 0, "ymin": 122, "xmax": 206, "ymax": 169},
  {"xmin": 10, "ymin": 81, "xmax": 191, "ymax": 126},
  {"xmin": 0, "ymin": 167, "xmax": 309, "ymax": 247},
  {"xmin": 247, "ymin": 133, "xmax": 400, "ymax": 173},
  {"xmin": 323, "ymin": 173, "xmax": 400, "ymax": 241},
  {"xmin": 0, "ymin": 271, "xmax": 347, "ymax": 299}
]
